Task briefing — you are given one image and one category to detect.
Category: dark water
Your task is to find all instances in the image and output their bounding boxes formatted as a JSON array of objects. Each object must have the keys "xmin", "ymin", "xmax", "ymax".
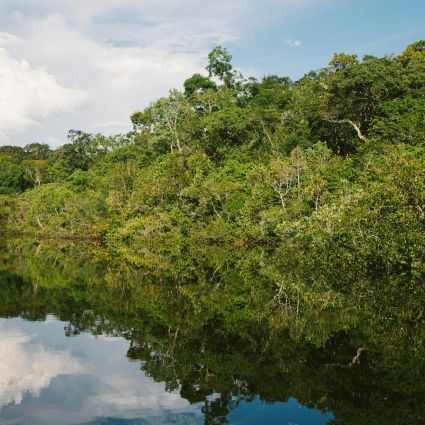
[{"xmin": 0, "ymin": 238, "xmax": 424, "ymax": 424}]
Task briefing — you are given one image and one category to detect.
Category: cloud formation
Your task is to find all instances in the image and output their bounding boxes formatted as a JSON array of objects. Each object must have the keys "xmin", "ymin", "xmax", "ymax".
[
  {"xmin": 0, "ymin": 0, "xmax": 315, "ymax": 146},
  {"xmin": 0, "ymin": 322, "xmax": 81, "ymax": 408},
  {"xmin": 0, "ymin": 319, "xmax": 202, "ymax": 425},
  {"xmin": 283, "ymin": 38, "xmax": 302, "ymax": 48},
  {"xmin": 0, "ymin": 38, "xmax": 86, "ymax": 141}
]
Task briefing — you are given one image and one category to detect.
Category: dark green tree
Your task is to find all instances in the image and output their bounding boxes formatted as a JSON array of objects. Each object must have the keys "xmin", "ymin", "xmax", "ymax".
[{"xmin": 184, "ymin": 73, "xmax": 217, "ymax": 97}]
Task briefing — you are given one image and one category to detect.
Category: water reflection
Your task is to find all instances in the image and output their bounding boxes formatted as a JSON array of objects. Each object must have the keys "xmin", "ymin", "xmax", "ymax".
[
  {"xmin": 0, "ymin": 238, "xmax": 424, "ymax": 424},
  {"xmin": 0, "ymin": 317, "xmax": 204, "ymax": 425},
  {"xmin": 0, "ymin": 317, "xmax": 333, "ymax": 425},
  {"xmin": 0, "ymin": 319, "xmax": 81, "ymax": 407}
]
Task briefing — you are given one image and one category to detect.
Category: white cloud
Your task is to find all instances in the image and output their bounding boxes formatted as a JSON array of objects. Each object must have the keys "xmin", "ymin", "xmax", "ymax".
[
  {"xmin": 0, "ymin": 32, "xmax": 19, "ymax": 45},
  {"xmin": 0, "ymin": 319, "xmax": 202, "ymax": 425},
  {"xmin": 0, "ymin": 38, "xmax": 87, "ymax": 141},
  {"xmin": 0, "ymin": 0, "xmax": 317, "ymax": 146},
  {"xmin": 283, "ymin": 38, "xmax": 302, "ymax": 48},
  {"xmin": 94, "ymin": 120, "xmax": 130, "ymax": 129},
  {"xmin": 0, "ymin": 323, "xmax": 81, "ymax": 408}
]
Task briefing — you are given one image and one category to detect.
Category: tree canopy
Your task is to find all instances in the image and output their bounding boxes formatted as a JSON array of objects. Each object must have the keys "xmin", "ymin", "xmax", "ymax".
[{"xmin": 0, "ymin": 41, "xmax": 423, "ymax": 288}]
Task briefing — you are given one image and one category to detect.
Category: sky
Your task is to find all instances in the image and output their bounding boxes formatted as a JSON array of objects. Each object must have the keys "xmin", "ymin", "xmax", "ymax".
[{"xmin": 0, "ymin": 0, "xmax": 424, "ymax": 147}]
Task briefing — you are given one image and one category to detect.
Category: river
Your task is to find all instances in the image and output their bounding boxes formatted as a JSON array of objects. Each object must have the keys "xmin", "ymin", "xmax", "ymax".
[{"xmin": 0, "ymin": 238, "xmax": 423, "ymax": 424}]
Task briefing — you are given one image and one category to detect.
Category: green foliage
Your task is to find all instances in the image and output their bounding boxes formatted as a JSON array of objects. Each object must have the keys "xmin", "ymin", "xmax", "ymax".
[
  {"xmin": 206, "ymin": 45, "xmax": 235, "ymax": 87},
  {"xmin": 0, "ymin": 145, "xmax": 25, "ymax": 159},
  {"xmin": 183, "ymin": 73, "xmax": 217, "ymax": 97},
  {"xmin": 396, "ymin": 39, "xmax": 425, "ymax": 65},
  {"xmin": 328, "ymin": 52, "xmax": 359, "ymax": 70},
  {"xmin": 371, "ymin": 96, "xmax": 425, "ymax": 144},
  {"xmin": 0, "ymin": 156, "xmax": 25, "ymax": 194},
  {"xmin": 0, "ymin": 195, "xmax": 15, "ymax": 226},
  {"xmin": 320, "ymin": 56, "xmax": 407, "ymax": 154},
  {"xmin": 16, "ymin": 184, "xmax": 101, "ymax": 236},
  {"xmin": 0, "ymin": 41, "xmax": 423, "ymax": 292},
  {"xmin": 0, "ymin": 41, "xmax": 424, "ymax": 425},
  {"xmin": 23, "ymin": 142, "xmax": 51, "ymax": 159},
  {"xmin": 201, "ymin": 103, "xmax": 258, "ymax": 159}
]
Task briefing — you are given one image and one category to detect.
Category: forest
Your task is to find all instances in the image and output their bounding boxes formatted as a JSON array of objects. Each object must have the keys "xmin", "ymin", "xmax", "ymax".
[{"xmin": 0, "ymin": 40, "xmax": 424, "ymax": 290}]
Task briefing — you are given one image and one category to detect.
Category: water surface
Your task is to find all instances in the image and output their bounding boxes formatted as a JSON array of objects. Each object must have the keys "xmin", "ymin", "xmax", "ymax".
[
  {"xmin": 0, "ymin": 238, "xmax": 424, "ymax": 424},
  {"xmin": 0, "ymin": 317, "xmax": 334, "ymax": 425}
]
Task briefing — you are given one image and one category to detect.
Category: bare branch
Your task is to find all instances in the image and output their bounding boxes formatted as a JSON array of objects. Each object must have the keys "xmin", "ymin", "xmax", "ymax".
[{"xmin": 325, "ymin": 118, "xmax": 367, "ymax": 142}]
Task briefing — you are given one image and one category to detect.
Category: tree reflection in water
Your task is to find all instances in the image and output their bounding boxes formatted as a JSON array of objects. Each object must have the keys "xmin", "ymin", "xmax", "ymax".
[{"xmin": 0, "ymin": 237, "xmax": 424, "ymax": 425}]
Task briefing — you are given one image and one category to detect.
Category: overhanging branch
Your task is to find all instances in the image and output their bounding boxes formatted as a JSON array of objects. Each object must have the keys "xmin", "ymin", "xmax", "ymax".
[{"xmin": 325, "ymin": 118, "xmax": 367, "ymax": 142}]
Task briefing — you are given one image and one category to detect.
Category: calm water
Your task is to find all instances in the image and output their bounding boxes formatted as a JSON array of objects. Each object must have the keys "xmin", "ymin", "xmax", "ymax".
[
  {"xmin": 0, "ymin": 316, "xmax": 334, "ymax": 425},
  {"xmin": 0, "ymin": 238, "xmax": 424, "ymax": 424}
]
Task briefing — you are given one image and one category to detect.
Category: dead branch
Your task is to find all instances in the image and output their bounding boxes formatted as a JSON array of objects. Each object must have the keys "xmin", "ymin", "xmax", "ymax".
[
  {"xmin": 325, "ymin": 118, "xmax": 367, "ymax": 142},
  {"xmin": 349, "ymin": 347, "xmax": 365, "ymax": 366}
]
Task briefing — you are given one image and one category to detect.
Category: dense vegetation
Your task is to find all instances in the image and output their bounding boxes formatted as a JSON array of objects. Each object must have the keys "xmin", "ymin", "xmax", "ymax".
[
  {"xmin": 1, "ymin": 41, "xmax": 424, "ymax": 424},
  {"xmin": 0, "ymin": 41, "xmax": 424, "ymax": 289}
]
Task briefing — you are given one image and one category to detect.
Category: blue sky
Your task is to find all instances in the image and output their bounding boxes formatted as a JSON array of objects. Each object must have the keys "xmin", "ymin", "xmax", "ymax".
[
  {"xmin": 234, "ymin": 0, "xmax": 425, "ymax": 77},
  {"xmin": 0, "ymin": 0, "xmax": 423, "ymax": 146}
]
